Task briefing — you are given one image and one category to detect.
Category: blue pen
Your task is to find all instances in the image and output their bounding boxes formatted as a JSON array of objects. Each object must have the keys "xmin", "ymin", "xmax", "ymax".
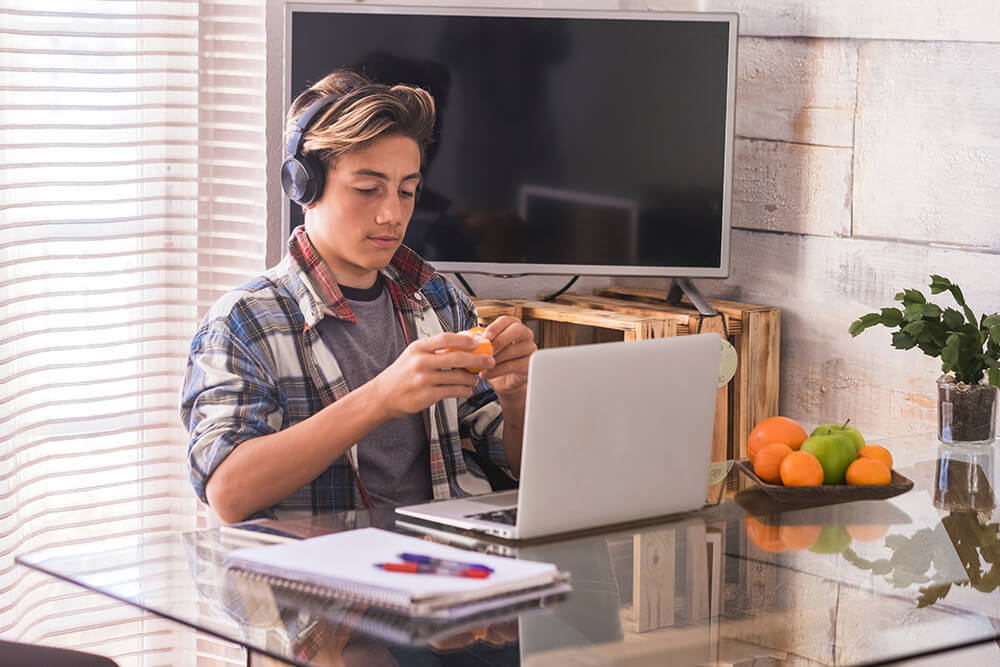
[{"xmin": 399, "ymin": 552, "xmax": 494, "ymax": 573}]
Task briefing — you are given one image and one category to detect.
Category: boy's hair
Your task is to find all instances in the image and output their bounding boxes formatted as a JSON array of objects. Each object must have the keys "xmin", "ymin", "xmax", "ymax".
[{"xmin": 284, "ymin": 70, "xmax": 436, "ymax": 169}]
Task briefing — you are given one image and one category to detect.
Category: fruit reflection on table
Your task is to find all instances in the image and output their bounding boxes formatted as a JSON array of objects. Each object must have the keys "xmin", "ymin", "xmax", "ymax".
[{"xmin": 745, "ymin": 515, "xmax": 889, "ymax": 555}]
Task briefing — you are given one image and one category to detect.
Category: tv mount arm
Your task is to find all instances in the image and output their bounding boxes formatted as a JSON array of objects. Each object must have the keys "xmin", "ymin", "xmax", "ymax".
[{"xmin": 666, "ymin": 278, "xmax": 718, "ymax": 317}]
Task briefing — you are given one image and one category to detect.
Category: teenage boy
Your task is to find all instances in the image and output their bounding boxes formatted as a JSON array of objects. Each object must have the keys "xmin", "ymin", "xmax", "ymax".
[{"xmin": 180, "ymin": 71, "xmax": 535, "ymax": 523}]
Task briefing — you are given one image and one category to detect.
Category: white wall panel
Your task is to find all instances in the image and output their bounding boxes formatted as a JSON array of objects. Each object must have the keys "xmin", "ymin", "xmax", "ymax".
[
  {"xmin": 736, "ymin": 37, "xmax": 857, "ymax": 147},
  {"xmin": 733, "ymin": 138, "xmax": 852, "ymax": 237},
  {"xmin": 853, "ymin": 41, "xmax": 1000, "ymax": 251}
]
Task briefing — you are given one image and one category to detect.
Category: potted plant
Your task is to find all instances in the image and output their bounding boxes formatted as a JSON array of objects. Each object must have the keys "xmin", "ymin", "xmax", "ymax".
[{"xmin": 849, "ymin": 275, "xmax": 1000, "ymax": 444}]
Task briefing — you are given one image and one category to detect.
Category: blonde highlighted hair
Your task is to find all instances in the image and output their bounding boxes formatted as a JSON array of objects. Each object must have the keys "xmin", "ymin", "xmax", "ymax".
[{"xmin": 284, "ymin": 70, "xmax": 436, "ymax": 169}]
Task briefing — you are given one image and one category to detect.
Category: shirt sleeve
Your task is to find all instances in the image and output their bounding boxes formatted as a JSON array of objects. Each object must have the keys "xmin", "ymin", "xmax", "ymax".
[
  {"xmin": 459, "ymin": 383, "xmax": 509, "ymax": 472},
  {"xmin": 179, "ymin": 321, "xmax": 284, "ymax": 504}
]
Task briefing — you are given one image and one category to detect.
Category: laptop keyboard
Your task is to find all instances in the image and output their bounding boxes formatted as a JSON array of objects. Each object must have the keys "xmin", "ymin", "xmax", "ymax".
[{"xmin": 466, "ymin": 507, "xmax": 518, "ymax": 525}]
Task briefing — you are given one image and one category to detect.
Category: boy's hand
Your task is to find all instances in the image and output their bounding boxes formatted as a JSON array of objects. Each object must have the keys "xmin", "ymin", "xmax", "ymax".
[
  {"xmin": 373, "ymin": 332, "xmax": 495, "ymax": 419},
  {"xmin": 479, "ymin": 316, "xmax": 536, "ymax": 399}
]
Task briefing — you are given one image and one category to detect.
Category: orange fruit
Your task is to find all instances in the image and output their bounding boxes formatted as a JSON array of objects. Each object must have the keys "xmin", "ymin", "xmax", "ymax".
[
  {"xmin": 779, "ymin": 450, "xmax": 825, "ymax": 487},
  {"xmin": 466, "ymin": 333, "xmax": 493, "ymax": 358},
  {"xmin": 845, "ymin": 458, "xmax": 891, "ymax": 485},
  {"xmin": 748, "ymin": 416, "xmax": 808, "ymax": 464},
  {"xmin": 753, "ymin": 442, "xmax": 793, "ymax": 483},
  {"xmin": 845, "ymin": 524, "xmax": 889, "ymax": 542},
  {"xmin": 858, "ymin": 445, "xmax": 893, "ymax": 471},
  {"xmin": 444, "ymin": 328, "xmax": 493, "ymax": 372},
  {"xmin": 745, "ymin": 516, "xmax": 786, "ymax": 553},
  {"xmin": 779, "ymin": 524, "xmax": 823, "ymax": 550}
]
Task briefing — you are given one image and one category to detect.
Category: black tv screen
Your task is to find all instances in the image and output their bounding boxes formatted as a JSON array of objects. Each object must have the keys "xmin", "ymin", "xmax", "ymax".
[{"xmin": 287, "ymin": 7, "xmax": 737, "ymax": 278}]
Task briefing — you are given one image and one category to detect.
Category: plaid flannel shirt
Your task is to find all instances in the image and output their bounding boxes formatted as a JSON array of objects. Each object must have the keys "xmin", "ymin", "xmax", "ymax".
[{"xmin": 180, "ymin": 227, "xmax": 508, "ymax": 518}]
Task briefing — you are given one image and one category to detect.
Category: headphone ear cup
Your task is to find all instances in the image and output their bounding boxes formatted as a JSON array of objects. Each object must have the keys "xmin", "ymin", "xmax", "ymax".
[
  {"xmin": 297, "ymin": 152, "xmax": 326, "ymax": 206},
  {"xmin": 280, "ymin": 153, "xmax": 326, "ymax": 205},
  {"xmin": 280, "ymin": 156, "xmax": 307, "ymax": 204}
]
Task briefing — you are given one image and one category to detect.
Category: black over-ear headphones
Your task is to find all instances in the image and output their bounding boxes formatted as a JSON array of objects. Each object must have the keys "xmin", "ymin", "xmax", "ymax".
[{"xmin": 280, "ymin": 94, "xmax": 343, "ymax": 206}]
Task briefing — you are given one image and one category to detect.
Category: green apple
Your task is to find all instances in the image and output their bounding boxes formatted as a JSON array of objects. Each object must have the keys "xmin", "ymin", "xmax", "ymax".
[
  {"xmin": 801, "ymin": 433, "xmax": 857, "ymax": 485},
  {"xmin": 811, "ymin": 421, "xmax": 865, "ymax": 453},
  {"xmin": 808, "ymin": 525, "xmax": 852, "ymax": 554}
]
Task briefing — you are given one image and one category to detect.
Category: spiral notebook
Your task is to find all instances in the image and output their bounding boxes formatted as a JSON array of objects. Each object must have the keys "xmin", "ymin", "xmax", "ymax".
[
  {"xmin": 223, "ymin": 527, "xmax": 570, "ymax": 619},
  {"xmin": 231, "ymin": 570, "xmax": 566, "ymax": 646}
]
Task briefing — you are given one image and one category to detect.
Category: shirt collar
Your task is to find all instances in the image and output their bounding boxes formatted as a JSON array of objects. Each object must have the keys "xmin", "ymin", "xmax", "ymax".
[{"xmin": 287, "ymin": 226, "xmax": 436, "ymax": 328}]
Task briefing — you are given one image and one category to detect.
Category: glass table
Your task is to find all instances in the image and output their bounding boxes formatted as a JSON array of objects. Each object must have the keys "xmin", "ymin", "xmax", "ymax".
[{"xmin": 16, "ymin": 433, "xmax": 1000, "ymax": 666}]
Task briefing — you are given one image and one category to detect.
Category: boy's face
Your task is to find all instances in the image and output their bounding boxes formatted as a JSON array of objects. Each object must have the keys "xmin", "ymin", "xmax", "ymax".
[{"xmin": 304, "ymin": 134, "xmax": 421, "ymax": 289}]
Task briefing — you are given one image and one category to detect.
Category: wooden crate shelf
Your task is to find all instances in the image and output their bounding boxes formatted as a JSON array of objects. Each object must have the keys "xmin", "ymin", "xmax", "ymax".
[{"xmin": 473, "ymin": 289, "xmax": 780, "ymax": 462}]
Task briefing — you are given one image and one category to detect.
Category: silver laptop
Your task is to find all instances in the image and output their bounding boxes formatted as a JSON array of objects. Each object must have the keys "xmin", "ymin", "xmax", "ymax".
[{"xmin": 395, "ymin": 333, "xmax": 721, "ymax": 540}]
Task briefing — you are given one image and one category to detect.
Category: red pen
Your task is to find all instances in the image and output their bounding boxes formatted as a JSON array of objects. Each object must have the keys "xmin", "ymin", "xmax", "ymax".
[{"xmin": 376, "ymin": 562, "xmax": 490, "ymax": 578}]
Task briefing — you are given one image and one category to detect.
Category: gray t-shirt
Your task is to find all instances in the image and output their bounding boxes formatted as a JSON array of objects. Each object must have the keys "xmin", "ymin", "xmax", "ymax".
[{"xmin": 315, "ymin": 275, "xmax": 432, "ymax": 506}]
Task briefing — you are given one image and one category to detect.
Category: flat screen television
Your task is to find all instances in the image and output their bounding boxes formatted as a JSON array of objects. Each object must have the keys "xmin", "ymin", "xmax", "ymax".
[{"xmin": 284, "ymin": 5, "xmax": 738, "ymax": 279}]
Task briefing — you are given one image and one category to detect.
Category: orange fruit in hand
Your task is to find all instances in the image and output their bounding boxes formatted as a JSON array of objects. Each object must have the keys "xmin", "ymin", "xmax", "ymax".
[
  {"xmin": 464, "ymin": 330, "xmax": 494, "ymax": 358},
  {"xmin": 779, "ymin": 450, "xmax": 824, "ymax": 486},
  {"xmin": 748, "ymin": 416, "xmax": 808, "ymax": 464},
  {"xmin": 745, "ymin": 516, "xmax": 786, "ymax": 553},
  {"xmin": 753, "ymin": 443, "xmax": 793, "ymax": 483},
  {"xmin": 845, "ymin": 458, "xmax": 891, "ymax": 485},
  {"xmin": 858, "ymin": 445, "xmax": 893, "ymax": 471},
  {"xmin": 444, "ymin": 328, "xmax": 494, "ymax": 372}
]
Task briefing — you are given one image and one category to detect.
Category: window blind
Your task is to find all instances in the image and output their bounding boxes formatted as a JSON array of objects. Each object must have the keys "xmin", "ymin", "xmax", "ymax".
[{"xmin": 1, "ymin": 1, "xmax": 266, "ymax": 664}]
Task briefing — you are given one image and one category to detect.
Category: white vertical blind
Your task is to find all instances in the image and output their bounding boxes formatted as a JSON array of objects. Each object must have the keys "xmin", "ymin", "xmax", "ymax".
[{"xmin": 1, "ymin": 1, "xmax": 266, "ymax": 664}]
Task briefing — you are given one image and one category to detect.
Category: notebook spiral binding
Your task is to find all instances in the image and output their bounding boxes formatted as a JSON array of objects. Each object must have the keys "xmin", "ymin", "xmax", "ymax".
[{"xmin": 231, "ymin": 567, "xmax": 415, "ymax": 614}]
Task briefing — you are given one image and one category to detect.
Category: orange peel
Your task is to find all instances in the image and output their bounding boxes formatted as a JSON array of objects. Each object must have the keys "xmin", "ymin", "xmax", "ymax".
[{"xmin": 444, "ymin": 327, "xmax": 493, "ymax": 372}]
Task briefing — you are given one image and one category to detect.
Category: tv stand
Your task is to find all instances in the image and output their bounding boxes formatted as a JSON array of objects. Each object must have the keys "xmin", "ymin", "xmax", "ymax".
[
  {"xmin": 667, "ymin": 278, "xmax": 718, "ymax": 317},
  {"xmin": 471, "ymin": 288, "xmax": 780, "ymax": 461}
]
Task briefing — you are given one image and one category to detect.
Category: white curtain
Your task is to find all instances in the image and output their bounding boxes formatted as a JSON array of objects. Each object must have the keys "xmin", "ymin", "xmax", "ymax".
[{"xmin": 1, "ymin": 1, "xmax": 267, "ymax": 664}]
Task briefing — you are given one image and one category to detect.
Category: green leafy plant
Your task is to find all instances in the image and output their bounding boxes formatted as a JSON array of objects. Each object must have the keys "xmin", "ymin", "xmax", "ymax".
[{"xmin": 849, "ymin": 274, "xmax": 1000, "ymax": 387}]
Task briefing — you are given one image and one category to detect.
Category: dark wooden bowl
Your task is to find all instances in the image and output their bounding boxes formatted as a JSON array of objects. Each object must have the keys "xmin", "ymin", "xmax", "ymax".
[{"xmin": 734, "ymin": 459, "xmax": 914, "ymax": 505}]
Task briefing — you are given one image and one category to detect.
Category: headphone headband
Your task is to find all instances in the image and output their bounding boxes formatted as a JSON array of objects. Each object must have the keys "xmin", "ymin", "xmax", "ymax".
[
  {"xmin": 281, "ymin": 93, "xmax": 343, "ymax": 205},
  {"xmin": 285, "ymin": 93, "xmax": 343, "ymax": 157}
]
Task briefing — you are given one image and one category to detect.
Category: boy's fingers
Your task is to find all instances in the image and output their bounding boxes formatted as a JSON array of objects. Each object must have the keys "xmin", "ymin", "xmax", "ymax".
[
  {"xmin": 434, "ymin": 351, "xmax": 494, "ymax": 371},
  {"xmin": 491, "ymin": 339, "xmax": 536, "ymax": 364},
  {"xmin": 483, "ymin": 316, "xmax": 517, "ymax": 340}
]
